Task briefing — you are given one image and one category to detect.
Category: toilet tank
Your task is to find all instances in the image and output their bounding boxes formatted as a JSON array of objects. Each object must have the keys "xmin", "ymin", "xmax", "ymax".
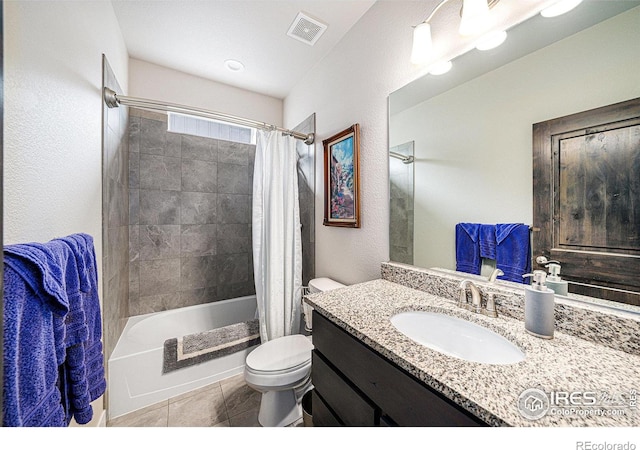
[
  {"xmin": 304, "ymin": 278, "xmax": 345, "ymax": 332},
  {"xmin": 308, "ymin": 277, "xmax": 345, "ymax": 294}
]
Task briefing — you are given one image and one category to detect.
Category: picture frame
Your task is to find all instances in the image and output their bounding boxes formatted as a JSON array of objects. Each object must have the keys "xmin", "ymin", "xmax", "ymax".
[{"xmin": 322, "ymin": 124, "xmax": 361, "ymax": 228}]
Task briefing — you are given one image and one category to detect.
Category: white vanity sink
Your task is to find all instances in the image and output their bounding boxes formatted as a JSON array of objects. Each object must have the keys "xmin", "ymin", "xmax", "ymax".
[{"xmin": 390, "ymin": 311, "xmax": 525, "ymax": 365}]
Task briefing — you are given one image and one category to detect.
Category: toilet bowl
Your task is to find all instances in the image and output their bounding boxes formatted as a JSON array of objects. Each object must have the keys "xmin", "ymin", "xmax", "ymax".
[{"xmin": 244, "ymin": 277, "xmax": 345, "ymax": 427}]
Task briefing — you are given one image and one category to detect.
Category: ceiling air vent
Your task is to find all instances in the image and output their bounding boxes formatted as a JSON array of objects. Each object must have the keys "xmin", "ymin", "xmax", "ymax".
[{"xmin": 287, "ymin": 12, "xmax": 327, "ymax": 46}]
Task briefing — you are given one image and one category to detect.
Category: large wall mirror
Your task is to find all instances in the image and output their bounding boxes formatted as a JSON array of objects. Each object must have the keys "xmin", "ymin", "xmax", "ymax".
[{"xmin": 388, "ymin": 1, "xmax": 640, "ymax": 305}]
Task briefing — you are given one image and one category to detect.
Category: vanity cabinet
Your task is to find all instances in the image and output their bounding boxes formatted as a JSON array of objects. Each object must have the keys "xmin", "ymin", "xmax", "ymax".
[{"xmin": 311, "ymin": 311, "xmax": 488, "ymax": 427}]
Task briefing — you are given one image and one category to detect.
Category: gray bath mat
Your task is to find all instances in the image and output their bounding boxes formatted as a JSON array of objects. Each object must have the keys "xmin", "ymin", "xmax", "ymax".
[{"xmin": 163, "ymin": 319, "xmax": 260, "ymax": 374}]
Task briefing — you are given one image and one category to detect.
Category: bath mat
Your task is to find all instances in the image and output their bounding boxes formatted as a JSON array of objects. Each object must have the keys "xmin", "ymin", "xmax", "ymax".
[{"xmin": 163, "ymin": 319, "xmax": 260, "ymax": 374}]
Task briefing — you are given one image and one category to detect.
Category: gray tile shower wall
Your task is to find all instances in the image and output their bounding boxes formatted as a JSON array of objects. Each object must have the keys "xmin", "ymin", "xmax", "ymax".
[
  {"xmin": 102, "ymin": 56, "xmax": 130, "ymax": 363},
  {"xmin": 128, "ymin": 108, "xmax": 255, "ymax": 315},
  {"xmin": 389, "ymin": 142, "xmax": 414, "ymax": 265}
]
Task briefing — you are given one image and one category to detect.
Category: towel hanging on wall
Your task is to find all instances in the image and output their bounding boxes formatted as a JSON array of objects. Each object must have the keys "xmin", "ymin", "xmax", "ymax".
[
  {"xmin": 3, "ymin": 243, "xmax": 70, "ymax": 427},
  {"xmin": 3, "ymin": 233, "xmax": 106, "ymax": 427}
]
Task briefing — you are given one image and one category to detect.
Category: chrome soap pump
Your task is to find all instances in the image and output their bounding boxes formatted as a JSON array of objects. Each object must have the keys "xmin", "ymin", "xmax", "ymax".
[{"xmin": 522, "ymin": 270, "xmax": 555, "ymax": 339}]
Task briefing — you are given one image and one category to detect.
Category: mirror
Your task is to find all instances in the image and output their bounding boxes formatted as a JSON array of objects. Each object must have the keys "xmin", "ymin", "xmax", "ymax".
[{"xmin": 388, "ymin": 2, "xmax": 640, "ymax": 307}]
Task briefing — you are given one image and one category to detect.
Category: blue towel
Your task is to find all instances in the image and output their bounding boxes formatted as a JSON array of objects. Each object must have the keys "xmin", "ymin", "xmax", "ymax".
[
  {"xmin": 496, "ymin": 223, "xmax": 531, "ymax": 284},
  {"xmin": 3, "ymin": 234, "xmax": 106, "ymax": 427},
  {"xmin": 55, "ymin": 234, "xmax": 106, "ymax": 425},
  {"xmin": 479, "ymin": 224, "xmax": 496, "ymax": 259},
  {"xmin": 3, "ymin": 242, "xmax": 72, "ymax": 427},
  {"xmin": 455, "ymin": 223, "xmax": 481, "ymax": 275}
]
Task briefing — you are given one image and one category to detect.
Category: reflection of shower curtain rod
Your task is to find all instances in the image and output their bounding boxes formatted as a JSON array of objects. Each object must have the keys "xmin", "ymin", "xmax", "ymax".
[
  {"xmin": 103, "ymin": 87, "xmax": 315, "ymax": 145},
  {"xmin": 389, "ymin": 151, "xmax": 414, "ymax": 164}
]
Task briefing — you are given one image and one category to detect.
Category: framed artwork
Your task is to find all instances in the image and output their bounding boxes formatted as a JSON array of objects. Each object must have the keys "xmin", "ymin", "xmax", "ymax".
[{"xmin": 323, "ymin": 124, "xmax": 361, "ymax": 228}]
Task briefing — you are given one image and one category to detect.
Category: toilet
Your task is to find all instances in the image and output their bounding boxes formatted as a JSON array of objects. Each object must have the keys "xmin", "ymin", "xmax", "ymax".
[{"xmin": 244, "ymin": 277, "xmax": 345, "ymax": 427}]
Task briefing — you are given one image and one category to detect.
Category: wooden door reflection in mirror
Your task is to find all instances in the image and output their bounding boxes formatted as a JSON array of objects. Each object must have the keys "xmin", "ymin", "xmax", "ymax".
[{"xmin": 533, "ymin": 97, "xmax": 640, "ymax": 306}]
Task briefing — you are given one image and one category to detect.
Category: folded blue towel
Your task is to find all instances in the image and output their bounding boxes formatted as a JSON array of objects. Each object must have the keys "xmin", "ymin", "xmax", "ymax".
[
  {"xmin": 496, "ymin": 223, "xmax": 531, "ymax": 284},
  {"xmin": 455, "ymin": 223, "xmax": 481, "ymax": 275},
  {"xmin": 479, "ymin": 224, "xmax": 496, "ymax": 259},
  {"xmin": 3, "ymin": 242, "xmax": 72, "ymax": 427},
  {"xmin": 3, "ymin": 234, "xmax": 106, "ymax": 427}
]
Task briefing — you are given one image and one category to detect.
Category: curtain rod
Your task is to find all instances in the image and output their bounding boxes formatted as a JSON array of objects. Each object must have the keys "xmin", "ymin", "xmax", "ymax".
[
  {"xmin": 389, "ymin": 151, "xmax": 415, "ymax": 164},
  {"xmin": 103, "ymin": 87, "xmax": 315, "ymax": 145}
]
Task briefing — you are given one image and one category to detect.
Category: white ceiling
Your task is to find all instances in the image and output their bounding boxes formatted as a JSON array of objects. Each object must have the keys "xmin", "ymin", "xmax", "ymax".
[
  {"xmin": 111, "ymin": 0, "xmax": 376, "ymax": 99},
  {"xmin": 111, "ymin": 1, "xmax": 621, "ymax": 101}
]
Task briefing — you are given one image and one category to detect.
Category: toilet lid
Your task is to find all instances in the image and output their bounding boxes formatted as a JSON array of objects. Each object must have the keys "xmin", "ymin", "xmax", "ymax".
[
  {"xmin": 308, "ymin": 277, "xmax": 345, "ymax": 293},
  {"xmin": 246, "ymin": 335, "xmax": 313, "ymax": 372}
]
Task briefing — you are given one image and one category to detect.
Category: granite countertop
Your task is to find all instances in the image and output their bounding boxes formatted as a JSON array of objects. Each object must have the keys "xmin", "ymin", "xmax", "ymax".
[{"xmin": 305, "ymin": 279, "xmax": 640, "ymax": 427}]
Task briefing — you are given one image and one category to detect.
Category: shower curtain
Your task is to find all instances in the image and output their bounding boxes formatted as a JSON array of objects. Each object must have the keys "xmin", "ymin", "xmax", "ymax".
[{"xmin": 252, "ymin": 130, "xmax": 303, "ymax": 342}]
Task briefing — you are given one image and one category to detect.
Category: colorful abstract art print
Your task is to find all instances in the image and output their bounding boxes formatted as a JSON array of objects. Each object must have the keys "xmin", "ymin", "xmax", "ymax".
[{"xmin": 322, "ymin": 124, "xmax": 360, "ymax": 228}]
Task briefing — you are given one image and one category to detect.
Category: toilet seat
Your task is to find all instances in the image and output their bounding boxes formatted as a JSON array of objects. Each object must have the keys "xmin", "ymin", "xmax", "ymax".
[
  {"xmin": 246, "ymin": 334, "xmax": 313, "ymax": 373},
  {"xmin": 245, "ymin": 335, "xmax": 314, "ymax": 389}
]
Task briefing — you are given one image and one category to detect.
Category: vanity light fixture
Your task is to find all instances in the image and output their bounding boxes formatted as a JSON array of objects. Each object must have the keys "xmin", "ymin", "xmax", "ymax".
[
  {"xmin": 458, "ymin": 0, "xmax": 492, "ymax": 36},
  {"xmin": 410, "ymin": 22, "xmax": 433, "ymax": 65},
  {"xmin": 429, "ymin": 60, "xmax": 453, "ymax": 75},
  {"xmin": 475, "ymin": 30, "xmax": 507, "ymax": 51},
  {"xmin": 540, "ymin": 0, "xmax": 583, "ymax": 18},
  {"xmin": 411, "ymin": 0, "xmax": 500, "ymax": 65}
]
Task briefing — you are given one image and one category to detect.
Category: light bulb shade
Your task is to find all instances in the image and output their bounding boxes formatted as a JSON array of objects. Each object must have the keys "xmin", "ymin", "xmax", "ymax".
[
  {"xmin": 459, "ymin": 0, "xmax": 492, "ymax": 36},
  {"xmin": 475, "ymin": 30, "xmax": 507, "ymax": 51},
  {"xmin": 540, "ymin": 0, "xmax": 583, "ymax": 18},
  {"xmin": 411, "ymin": 22, "xmax": 433, "ymax": 65}
]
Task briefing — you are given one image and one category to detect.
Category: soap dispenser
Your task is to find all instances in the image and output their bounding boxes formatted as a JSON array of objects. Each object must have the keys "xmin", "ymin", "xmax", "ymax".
[
  {"xmin": 522, "ymin": 270, "xmax": 555, "ymax": 339},
  {"xmin": 544, "ymin": 261, "xmax": 568, "ymax": 296}
]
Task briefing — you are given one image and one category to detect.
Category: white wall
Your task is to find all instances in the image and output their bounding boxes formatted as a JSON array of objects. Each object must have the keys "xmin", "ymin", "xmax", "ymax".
[
  {"xmin": 4, "ymin": 0, "xmax": 129, "ymax": 426},
  {"xmin": 283, "ymin": 1, "xmax": 555, "ymax": 285},
  {"xmin": 285, "ymin": 1, "xmax": 640, "ymax": 285},
  {"xmin": 283, "ymin": 2, "xmax": 429, "ymax": 284},
  {"xmin": 129, "ymin": 58, "xmax": 283, "ymax": 126},
  {"xmin": 390, "ymin": 7, "xmax": 640, "ymax": 271}
]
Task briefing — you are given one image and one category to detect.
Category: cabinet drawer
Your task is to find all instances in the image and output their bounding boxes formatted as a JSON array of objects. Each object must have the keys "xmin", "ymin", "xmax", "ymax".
[
  {"xmin": 312, "ymin": 311, "xmax": 487, "ymax": 427},
  {"xmin": 312, "ymin": 390, "xmax": 342, "ymax": 426},
  {"xmin": 312, "ymin": 351, "xmax": 377, "ymax": 426}
]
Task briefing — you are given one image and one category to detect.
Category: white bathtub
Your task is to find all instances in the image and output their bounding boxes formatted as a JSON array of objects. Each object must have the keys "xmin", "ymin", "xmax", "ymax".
[{"xmin": 108, "ymin": 295, "xmax": 258, "ymax": 419}]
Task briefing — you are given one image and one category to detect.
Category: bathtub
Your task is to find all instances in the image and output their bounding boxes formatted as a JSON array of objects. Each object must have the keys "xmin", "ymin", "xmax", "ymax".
[{"xmin": 108, "ymin": 295, "xmax": 258, "ymax": 419}]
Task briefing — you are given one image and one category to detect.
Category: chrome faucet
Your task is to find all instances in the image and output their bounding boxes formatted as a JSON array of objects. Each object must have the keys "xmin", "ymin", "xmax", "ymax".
[
  {"xmin": 458, "ymin": 280, "xmax": 482, "ymax": 313},
  {"xmin": 488, "ymin": 268, "xmax": 504, "ymax": 283},
  {"xmin": 484, "ymin": 292, "xmax": 498, "ymax": 318},
  {"xmin": 458, "ymin": 279, "xmax": 498, "ymax": 317}
]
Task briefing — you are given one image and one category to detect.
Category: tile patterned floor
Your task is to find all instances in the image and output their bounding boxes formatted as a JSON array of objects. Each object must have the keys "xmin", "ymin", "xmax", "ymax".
[{"xmin": 107, "ymin": 373, "xmax": 303, "ymax": 427}]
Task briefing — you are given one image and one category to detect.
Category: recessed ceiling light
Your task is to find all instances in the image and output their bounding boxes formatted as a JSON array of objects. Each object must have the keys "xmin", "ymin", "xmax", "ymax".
[{"xmin": 224, "ymin": 59, "xmax": 245, "ymax": 72}]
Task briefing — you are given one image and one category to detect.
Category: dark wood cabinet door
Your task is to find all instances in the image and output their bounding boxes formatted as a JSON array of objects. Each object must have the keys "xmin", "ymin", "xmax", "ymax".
[
  {"xmin": 312, "ymin": 312, "xmax": 487, "ymax": 427},
  {"xmin": 533, "ymin": 97, "xmax": 640, "ymax": 306}
]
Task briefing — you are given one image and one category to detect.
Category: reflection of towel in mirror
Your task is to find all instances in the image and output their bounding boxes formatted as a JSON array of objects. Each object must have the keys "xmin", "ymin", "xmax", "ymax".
[
  {"xmin": 479, "ymin": 224, "xmax": 496, "ymax": 259},
  {"xmin": 455, "ymin": 223, "xmax": 481, "ymax": 275},
  {"xmin": 496, "ymin": 224, "xmax": 531, "ymax": 284}
]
